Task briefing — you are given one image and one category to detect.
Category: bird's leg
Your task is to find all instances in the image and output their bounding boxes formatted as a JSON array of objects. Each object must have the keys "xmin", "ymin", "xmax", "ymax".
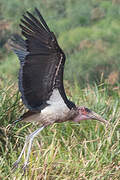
[
  {"xmin": 22, "ymin": 126, "xmax": 44, "ymax": 171},
  {"xmin": 12, "ymin": 126, "xmax": 45, "ymax": 171},
  {"xmin": 12, "ymin": 140, "xmax": 28, "ymax": 169}
]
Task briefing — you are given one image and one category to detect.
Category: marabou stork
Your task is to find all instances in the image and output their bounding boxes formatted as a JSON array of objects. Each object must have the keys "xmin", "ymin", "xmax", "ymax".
[{"xmin": 11, "ymin": 8, "xmax": 108, "ymax": 171}]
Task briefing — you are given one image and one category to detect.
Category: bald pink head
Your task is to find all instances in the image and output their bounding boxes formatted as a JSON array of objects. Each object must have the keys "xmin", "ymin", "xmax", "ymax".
[{"xmin": 73, "ymin": 106, "xmax": 108, "ymax": 124}]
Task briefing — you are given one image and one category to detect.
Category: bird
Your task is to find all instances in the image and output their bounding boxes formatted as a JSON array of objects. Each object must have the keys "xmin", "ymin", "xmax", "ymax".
[{"xmin": 10, "ymin": 8, "xmax": 108, "ymax": 171}]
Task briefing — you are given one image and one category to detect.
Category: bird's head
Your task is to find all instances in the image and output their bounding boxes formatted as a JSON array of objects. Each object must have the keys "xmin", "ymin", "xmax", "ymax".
[{"xmin": 73, "ymin": 106, "xmax": 108, "ymax": 124}]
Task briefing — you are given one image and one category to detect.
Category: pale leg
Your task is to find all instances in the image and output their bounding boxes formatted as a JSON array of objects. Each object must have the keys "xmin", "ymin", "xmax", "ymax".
[{"xmin": 12, "ymin": 126, "xmax": 45, "ymax": 171}]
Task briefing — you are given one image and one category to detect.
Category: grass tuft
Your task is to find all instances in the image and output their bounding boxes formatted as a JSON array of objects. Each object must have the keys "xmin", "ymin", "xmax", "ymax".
[{"xmin": 0, "ymin": 82, "xmax": 120, "ymax": 179}]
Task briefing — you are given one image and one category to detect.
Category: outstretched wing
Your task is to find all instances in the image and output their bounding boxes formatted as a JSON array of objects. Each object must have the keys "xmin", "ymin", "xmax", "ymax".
[{"xmin": 12, "ymin": 8, "xmax": 76, "ymax": 111}]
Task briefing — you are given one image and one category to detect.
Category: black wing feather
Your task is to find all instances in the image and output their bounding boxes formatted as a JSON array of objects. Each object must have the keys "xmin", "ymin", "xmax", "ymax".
[
  {"xmin": 35, "ymin": 8, "xmax": 51, "ymax": 32},
  {"xmin": 10, "ymin": 34, "xmax": 28, "ymax": 65},
  {"xmin": 12, "ymin": 9, "xmax": 76, "ymax": 111}
]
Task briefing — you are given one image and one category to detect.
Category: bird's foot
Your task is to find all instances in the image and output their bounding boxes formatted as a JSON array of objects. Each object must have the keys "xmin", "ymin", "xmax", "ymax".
[
  {"xmin": 12, "ymin": 160, "xmax": 28, "ymax": 175},
  {"xmin": 21, "ymin": 163, "xmax": 28, "ymax": 175},
  {"xmin": 12, "ymin": 160, "xmax": 20, "ymax": 171}
]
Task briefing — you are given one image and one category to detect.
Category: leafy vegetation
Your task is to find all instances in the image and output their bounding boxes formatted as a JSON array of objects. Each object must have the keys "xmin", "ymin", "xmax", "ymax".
[{"xmin": 0, "ymin": 0, "xmax": 120, "ymax": 179}]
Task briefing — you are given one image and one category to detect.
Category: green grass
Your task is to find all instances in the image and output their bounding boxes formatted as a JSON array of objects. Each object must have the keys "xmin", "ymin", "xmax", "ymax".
[{"xmin": 0, "ymin": 81, "xmax": 120, "ymax": 179}]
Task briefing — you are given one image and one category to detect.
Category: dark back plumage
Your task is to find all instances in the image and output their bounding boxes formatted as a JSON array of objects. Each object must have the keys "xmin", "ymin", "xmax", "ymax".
[{"xmin": 11, "ymin": 8, "xmax": 76, "ymax": 111}]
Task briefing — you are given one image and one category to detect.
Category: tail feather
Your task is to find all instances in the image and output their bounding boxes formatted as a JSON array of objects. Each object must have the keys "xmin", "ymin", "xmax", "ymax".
[
  {"xmin": 12, "ymin": 117, "xmax": 23, "ymax": 125},
  {"xmin": 12, "ymin": 110, "xmax": 37, "ymax": 124}
]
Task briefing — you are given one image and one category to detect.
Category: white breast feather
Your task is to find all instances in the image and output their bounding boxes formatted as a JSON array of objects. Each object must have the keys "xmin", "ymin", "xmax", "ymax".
[{"xmin": 40, "ymin": 89, "xmax": 69, "ymax": 120}]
